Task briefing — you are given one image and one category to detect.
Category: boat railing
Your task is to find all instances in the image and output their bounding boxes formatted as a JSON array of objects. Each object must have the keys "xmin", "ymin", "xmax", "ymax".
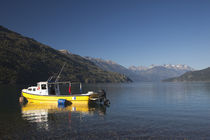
[
  {"xmin": 47, "ymin": 81, "xmax": 81, "ymax": 85},
  {"xmin": 47, "ymin": 81, "xmax": 83, "ymax": 95}
]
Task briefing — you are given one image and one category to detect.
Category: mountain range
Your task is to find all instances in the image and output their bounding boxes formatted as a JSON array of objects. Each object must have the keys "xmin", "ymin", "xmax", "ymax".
[
  {"xmin": 86, "ymin": 57, "xmax": 194, "ymax": 82},
  {"xmin": 129, "ymin": 64, "xmax": 194, "ymax": 81},
  {"xmin": 0, "ymin": 26, "xmax": 131, "ymax": 84},
  {"xmin": 85, "ymin": 57, "xmax": 144, "ymax": 81},
  {"xmin": 132, "ymin": 65, "xmax": 194, "ymax": 81},
  {"xmin": 1, "ymin": 25, "xmax": 208, "ymax": 84},
  {"xmin": 129, "ymin": 64, "xmax": 194, "ymax": 71}
]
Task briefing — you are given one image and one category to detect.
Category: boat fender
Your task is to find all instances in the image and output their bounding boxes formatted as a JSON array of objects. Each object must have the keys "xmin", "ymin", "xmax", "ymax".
[{"xmin": 19, "ymin": 96, "xmax": 24, "ymax": 103}]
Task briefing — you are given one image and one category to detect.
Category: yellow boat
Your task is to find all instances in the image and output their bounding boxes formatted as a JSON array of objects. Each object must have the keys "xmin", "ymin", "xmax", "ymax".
[
  {"xmin": 21, "ymin": 81, "xmax": 109, "ymax": 105},
  {"xmin": 21, "ymin": 64, "xmax": 110, "ymax": 105},
  {"xmin": 22, "ymin": 90, "xmax": 90, "ymax": 104}
]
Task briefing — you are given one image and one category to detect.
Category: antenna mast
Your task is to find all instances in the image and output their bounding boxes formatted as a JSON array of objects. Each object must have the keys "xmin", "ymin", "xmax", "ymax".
[{"xmin": 55, "ymin": 63, "xmax": 66, "ymax": 82}]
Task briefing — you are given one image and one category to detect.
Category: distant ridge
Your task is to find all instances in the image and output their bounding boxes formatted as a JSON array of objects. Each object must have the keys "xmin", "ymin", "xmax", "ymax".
[
  {"xmin": 164, "ymin": 67, "xmax": 210, "ymax": 82},
  {"xmin": 0, "ymin": 25, "xmax": 131, "ymax": 84},
  {"xmin": 85, "ymin": 57, "xmax": 146, "ymax": 81},
  {"xmin": 129, "ymin": 64, "xmax": 194, "ymax": 81},
  {"xmin": 86, "ymin": 57, "xmax": 194, "ymax": 82},
  {"xmin": 129, "ymin": 64, "xmax": 194, "ymax": 71},
  {"xmin": 85, "ymin": 57, "xmax": 130, "ymax": 75}
]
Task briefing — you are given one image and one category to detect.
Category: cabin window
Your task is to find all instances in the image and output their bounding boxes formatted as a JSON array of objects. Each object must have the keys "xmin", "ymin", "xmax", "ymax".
[
  {"xmin": 33, "ymin": 88, "xmax": 36, "ymax": 91},
  {"xmin": 41, "ymin": 84, "xmax": 47, "ymax": 90},
  {"xmin": 28, "ymin": 88, "xmax": 32, "ymax": 91}
]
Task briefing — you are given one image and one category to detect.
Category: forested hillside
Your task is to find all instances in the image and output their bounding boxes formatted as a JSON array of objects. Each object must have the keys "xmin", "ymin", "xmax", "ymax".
[{"xmin": 0, "ymin": 26, "xmax": 131, "ymax": 84}]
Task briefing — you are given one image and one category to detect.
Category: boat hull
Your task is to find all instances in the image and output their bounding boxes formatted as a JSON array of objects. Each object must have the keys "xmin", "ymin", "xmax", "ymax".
[{"xmin": 22, "ymin": 92, "xmax": 90, "ymax": 104}]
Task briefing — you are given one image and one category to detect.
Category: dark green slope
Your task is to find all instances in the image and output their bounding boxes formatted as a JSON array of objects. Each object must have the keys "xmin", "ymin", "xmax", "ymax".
[
  {"xmin": 164, "ymin": 67, "xmax": 210, "ymax": 82},
  {"xmin": 0, "ymin": 26, "xmax": 131, "ymax": 84}
]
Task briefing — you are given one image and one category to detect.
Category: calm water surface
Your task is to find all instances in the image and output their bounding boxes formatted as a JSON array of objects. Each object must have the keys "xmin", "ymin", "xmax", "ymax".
[{"xmin": 1, "ymin": 82, "xmax": 210, "ymax": 139}]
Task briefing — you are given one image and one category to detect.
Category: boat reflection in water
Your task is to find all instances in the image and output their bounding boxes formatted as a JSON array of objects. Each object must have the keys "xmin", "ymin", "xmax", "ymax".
[{"xmin": 21, "ymin": 102, "xmax": 107, "ymax": 130}]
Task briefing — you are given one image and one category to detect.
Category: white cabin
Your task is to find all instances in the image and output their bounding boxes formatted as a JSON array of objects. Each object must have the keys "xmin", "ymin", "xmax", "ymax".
[{"xmin": 22, "ymin": 81, "xmax": 61, "ymax": 96}]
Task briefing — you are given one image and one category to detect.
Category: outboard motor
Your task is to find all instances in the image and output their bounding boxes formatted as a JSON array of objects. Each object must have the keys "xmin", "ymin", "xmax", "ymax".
[
  {"xmin": 98, "ymin": 90, "xmax": 110, "ymax": 106},
  {"xmin": 104, "ymin": 99, "xmax": 110, "ymax": 106}
]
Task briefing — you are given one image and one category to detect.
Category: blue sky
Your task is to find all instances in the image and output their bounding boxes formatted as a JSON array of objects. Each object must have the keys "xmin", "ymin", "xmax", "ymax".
[{"xmin": 1, "ymin": 0, "xmax": 210, "ymax": 69}]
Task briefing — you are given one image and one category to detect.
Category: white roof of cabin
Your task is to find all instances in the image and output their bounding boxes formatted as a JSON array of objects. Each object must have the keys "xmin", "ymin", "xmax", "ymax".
[{"xmin": 37, "ymin": 82, "xmax": 48, "ymax": 85}]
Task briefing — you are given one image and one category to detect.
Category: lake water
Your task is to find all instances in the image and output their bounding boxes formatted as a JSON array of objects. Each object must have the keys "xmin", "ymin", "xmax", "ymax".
[{"xmin": 1, "ymin": 82, "xmax": 210, "ymax": 139}]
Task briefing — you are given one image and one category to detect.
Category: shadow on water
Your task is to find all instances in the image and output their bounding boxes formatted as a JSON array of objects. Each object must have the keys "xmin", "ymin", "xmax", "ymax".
[{"xmin": 0, "ymin": 85, "xmax": 26, "ymax": 139}]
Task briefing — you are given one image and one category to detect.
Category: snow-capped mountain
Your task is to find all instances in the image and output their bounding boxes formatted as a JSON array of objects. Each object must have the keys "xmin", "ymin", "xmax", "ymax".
[
  {"xmin": 129, "ymin": 64, "xmax": 194, "ymax": 72},
  {"xmin": 128, "ymin": 64, "xmax": 194, "ymax": 81},
  {"xmin": 162, "ymin": 64, "xmax": 194, "ymax": 71},
  {"xmin": 86, "ymin": 56, "xmax": 194, "ymax": 82}
]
